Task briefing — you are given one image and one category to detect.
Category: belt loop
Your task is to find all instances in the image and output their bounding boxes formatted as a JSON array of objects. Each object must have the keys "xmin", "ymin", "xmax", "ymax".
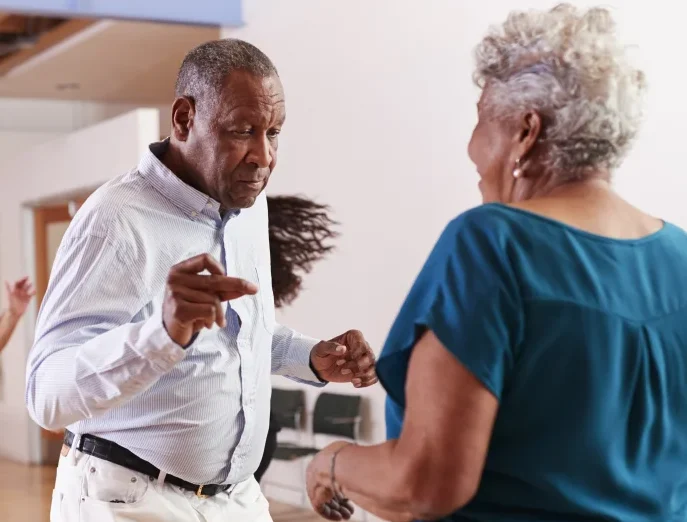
[
  {"xmin": 157, "ymin": 470, "xmax": 167, "ymax": 484},
  {"xmin": 66, "ymin": 432, "xmax": 80, "ymax": 466}
]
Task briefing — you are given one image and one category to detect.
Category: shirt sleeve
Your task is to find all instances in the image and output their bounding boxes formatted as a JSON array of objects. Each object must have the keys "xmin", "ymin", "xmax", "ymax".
[
  {"xmin": 271, "ymin": 323, "xmax": 326, "ymax": 386},
  {"xmin": 378, "ymin": 210, "xmax": 523, "ymax": 404},
  {"xmin": 25, "ymin": 233, "xmax": 186, "ymax": 431}
]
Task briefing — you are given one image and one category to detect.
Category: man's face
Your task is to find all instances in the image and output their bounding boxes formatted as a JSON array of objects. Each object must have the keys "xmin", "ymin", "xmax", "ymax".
[{"xmin": 180, "ymin": 71, "xmax": 286, "ymax": 209}]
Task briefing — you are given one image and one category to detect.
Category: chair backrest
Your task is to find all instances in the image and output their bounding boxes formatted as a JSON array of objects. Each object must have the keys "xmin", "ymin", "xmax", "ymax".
[
  {"xmin": 312, "ymin": 392, "xmax": 362, "ymax": 440},
  {"xmin": 271, "ymin": 388, "xmax": 305, "ymax": 430}
]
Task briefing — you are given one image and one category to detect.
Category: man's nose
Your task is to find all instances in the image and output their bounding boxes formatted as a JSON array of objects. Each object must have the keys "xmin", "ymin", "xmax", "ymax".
[{"xmin": 245, "ymin": 135, "xmax": 272, "ymax": 169}]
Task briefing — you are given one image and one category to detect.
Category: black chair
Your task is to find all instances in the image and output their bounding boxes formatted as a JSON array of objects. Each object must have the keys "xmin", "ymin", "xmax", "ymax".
[
  {"xmin": 274, "ymin": 392, "xmax": 362, "ymax": 461},
  {"xmin": 255, "ymin": 388, "xmax": 306, "ymax": 482},
  {"xmin": 271, "ymin": 388, "xmax": 306, "ymax": 430}
]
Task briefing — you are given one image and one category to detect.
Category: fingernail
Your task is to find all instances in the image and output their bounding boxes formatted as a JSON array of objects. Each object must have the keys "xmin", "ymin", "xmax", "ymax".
[
  {"xmin": 341, "ymin": 369, "xmax": 352, "ymax": 375},
  {"xmin": 336, "ymin": 360, "xmax": 346, "ymax": 366},
  {"xmin": 337, "ymin": 345, "xmax": 346, "ymax": 353},
  {"xmin": 352, "ymin": 379, "xmax": 361, "ymax": 385}
]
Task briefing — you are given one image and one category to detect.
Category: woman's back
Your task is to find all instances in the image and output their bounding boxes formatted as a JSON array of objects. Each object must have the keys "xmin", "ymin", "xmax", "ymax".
[{"xmin": 454, "ymin": 203, "xmax": 687, "ymax": 521}]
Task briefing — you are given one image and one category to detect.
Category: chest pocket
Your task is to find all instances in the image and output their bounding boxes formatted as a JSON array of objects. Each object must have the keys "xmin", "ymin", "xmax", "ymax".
[{"xmin": 255, "ymin": 265, "xmax": 275, "ymax": 334}]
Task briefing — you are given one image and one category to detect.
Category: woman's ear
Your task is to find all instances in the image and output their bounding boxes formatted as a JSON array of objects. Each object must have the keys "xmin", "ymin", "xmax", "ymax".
[{"xmin": 515, "ymin": 110, "xmax": 542, "ymax": 161}]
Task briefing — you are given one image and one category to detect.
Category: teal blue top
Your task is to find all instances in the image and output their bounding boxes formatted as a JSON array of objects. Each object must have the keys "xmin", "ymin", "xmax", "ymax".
[{"xmin": 377, "ymin": 203, "xmax": 687, "ymax": 522}]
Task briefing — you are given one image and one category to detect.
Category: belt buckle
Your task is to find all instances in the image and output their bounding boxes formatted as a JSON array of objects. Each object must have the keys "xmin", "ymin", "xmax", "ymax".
[{"xmin": 196, "ymin": 485, "xmax": 208, "ymax": 499}]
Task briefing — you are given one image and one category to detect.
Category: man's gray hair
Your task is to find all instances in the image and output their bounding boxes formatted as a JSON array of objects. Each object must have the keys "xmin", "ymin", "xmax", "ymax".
[{"xmin": 175, "ymin": 38, "xmax": 278, "ymax": 110}]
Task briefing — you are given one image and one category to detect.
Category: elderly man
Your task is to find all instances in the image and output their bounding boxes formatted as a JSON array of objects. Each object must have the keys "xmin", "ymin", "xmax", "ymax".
[{"xmin": 27, "ymin": 39, "xmax": 376, "ymax": 522}]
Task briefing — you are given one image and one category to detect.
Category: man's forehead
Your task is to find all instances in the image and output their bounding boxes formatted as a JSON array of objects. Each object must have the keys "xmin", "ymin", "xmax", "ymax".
[
  {"xmin": 223, "ymin": 91, "xmax": 285, "ymax": 110},
  {"xmin": 220, "ymin": 71, "xmax": 284, "ymax": 103},
  {"xmin": 197, "ymin": 71, "xmax": 282, "ymax": 123},
  {"xmin": 218, "ymin": 95, "xmax": 285, "ymax": 122}
]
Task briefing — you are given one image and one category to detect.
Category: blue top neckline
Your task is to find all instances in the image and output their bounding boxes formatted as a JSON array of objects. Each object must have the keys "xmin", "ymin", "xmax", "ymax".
[{"xmin": 484, "ymin": 202, "xmax": 673, "ymax": 246}]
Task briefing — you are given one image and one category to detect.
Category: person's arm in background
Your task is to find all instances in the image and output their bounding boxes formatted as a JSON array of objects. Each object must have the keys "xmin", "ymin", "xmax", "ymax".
[
  {"xmin": 26, "ymin": 231, "xmax": 254, "ymax": 431},
  {"xmin": 0, "ymin": 277, "xmax": 35, "ymax": 353}
]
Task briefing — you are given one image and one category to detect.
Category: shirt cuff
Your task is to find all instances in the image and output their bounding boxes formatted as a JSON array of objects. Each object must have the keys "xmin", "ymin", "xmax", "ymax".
[
  {"xmin": 137, "ymin": 314, "xmax": 187, "ymax": 372},
  {"xmin": 286, "ymin": 334, "xmax": 327, "ymax": 386}
]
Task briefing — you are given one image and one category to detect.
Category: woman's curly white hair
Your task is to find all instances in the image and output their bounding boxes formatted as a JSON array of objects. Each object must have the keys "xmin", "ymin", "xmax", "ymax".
[{"xmin": 474, "ymin": 4, "xmax": 646, "ymax": 179}]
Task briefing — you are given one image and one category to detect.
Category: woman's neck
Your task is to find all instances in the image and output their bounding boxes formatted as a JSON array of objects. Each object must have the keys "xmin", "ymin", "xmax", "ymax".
[{"xmin": 538, "ymin": 176, "xmax": 613, "ymax": 201}]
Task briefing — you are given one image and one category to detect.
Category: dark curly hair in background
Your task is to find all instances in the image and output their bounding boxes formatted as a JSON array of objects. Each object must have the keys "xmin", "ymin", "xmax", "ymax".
[{"xmin": 266, "ymin": 195, "xmax": 339, "ymax": 309}]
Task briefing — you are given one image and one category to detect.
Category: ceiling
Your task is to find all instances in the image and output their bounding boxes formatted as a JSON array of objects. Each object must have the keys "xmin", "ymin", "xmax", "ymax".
[{"xmin": 0, "ymin": 13, "xmax": 220, "ymax": 104}]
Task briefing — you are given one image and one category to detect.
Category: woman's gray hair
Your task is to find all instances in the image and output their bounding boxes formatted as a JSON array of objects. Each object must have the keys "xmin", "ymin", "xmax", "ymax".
[{"xmin": 474, "ymin": 4, "xmax": 647, "ymax": 179}]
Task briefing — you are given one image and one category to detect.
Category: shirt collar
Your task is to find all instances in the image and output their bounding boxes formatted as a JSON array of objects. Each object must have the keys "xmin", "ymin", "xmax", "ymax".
[{"xmin": 138, "ymin": 139, "xmax": 223, "ymax": 218}]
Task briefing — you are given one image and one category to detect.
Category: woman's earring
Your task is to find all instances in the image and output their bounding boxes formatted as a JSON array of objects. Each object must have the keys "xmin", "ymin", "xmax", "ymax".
[{"xmin": 513, "ymin": 158, "xmax": 523, "ymax": 179}]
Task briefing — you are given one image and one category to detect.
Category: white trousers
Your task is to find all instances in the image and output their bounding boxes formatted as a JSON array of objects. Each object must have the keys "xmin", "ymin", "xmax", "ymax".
[{"xmin": 50, "ymin": 448, "xmax": 273, "ymax": 522}]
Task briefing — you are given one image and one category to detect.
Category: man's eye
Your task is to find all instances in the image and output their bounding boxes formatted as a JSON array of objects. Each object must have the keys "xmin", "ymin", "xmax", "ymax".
[
  {"xmin": 268, "ymin": 130, "xmax": 281, "ymax": 139},
  {"xmin": 232, "ymin": 129, "xmax": 252, "ymax": 137}
]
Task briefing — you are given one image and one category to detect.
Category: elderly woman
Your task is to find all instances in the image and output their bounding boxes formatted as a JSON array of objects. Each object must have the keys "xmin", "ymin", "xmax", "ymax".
[{"xmin": 306, "ymin": 4, "xmax": 687, "ymax": 522}]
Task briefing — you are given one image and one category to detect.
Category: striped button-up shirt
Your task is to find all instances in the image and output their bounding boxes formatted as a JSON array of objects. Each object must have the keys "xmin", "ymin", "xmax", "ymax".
[{"xmin": 26, "ymin": 140, "xmax": 323, "ymax": 485}]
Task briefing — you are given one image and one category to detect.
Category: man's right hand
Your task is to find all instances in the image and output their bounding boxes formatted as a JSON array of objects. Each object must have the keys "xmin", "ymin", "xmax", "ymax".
[{"xmin": 162, "ymin": 254, "xmax": 258, "ymax": 347}]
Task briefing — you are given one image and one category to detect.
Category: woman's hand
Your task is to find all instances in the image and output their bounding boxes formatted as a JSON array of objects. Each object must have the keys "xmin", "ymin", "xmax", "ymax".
[
  {"xmin": 6, "ymin": 277, "xmax": 35, "ymax": 318},
  {"xmin": 306, "ymin": 442, "xmax": 355, "ymax": 520}
]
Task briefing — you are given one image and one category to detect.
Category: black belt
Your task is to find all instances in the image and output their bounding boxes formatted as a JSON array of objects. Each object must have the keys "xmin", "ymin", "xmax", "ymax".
[{"xmin": 64, "ymin": 430, "xmax": 232, "ymax": 498}]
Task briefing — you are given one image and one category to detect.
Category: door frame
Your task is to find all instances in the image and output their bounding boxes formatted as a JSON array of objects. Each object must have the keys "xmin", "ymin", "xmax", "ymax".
[{"xmin": 33, "ymin": 204, "xmax": 72, "ymax": 310}]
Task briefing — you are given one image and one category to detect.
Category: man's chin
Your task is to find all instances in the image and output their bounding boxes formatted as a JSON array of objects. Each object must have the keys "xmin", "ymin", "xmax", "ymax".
[{"xmin": 225, "ymin": 194, "xmax": 258, "ymax": 210}]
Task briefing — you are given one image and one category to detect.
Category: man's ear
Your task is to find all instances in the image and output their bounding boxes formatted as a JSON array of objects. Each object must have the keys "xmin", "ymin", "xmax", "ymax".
[{"xmin": 171, "ymin": 96, "xmax": 196, "ymax": 142}]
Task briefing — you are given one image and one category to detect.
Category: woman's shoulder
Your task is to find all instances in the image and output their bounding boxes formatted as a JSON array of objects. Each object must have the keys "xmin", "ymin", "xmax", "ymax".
[
  {"xmin": 449, "ymin": 202, "xmax": 540, "ymax": 229},
  {"xmin": 440, "ymin": 203, "xmax": 537, "ymax": 250},
  {"xmin": 438, "ymin": 203, "xmax": 600, "ymax": 274},
  {"xmin": 453, "ymin": 201, "xmax": 578, "ymax": 227},
  {"xmin": 423, "ymin": 205, "xmax": 529, "ymax": 282}
]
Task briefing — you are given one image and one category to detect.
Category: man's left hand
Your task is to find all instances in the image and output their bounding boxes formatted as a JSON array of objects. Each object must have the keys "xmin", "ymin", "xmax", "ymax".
[{"xmin": 310, "ymin": 330, "xmax": 377, "ymax": 388}]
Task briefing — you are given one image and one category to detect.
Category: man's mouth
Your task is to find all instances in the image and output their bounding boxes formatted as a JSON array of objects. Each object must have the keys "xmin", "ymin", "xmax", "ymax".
[{"xmin": 239, "ymin": 180, "xmax": 264, "ymax": 191}]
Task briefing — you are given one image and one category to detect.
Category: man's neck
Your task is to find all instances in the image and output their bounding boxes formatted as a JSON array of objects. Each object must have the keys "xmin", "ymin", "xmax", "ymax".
[{"xmin": 160, "ymin": 140, "xmax": 209, "ymax": 196}]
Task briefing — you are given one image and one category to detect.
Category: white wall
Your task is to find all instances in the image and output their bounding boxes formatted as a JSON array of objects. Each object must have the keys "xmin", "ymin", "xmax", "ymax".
[
  {"xmin": 0, "ymin": 109, "xmax": 160, "ymax": 462},
  {"xmin": 222, "ymin": 0, "xmax": 687, "ymax": 512}
]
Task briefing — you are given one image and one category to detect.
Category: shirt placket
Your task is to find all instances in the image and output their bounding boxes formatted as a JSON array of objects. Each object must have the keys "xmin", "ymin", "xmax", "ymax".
[{"xmin": 221, "ymin": 214, "xmax": 257, "ymax": 480}]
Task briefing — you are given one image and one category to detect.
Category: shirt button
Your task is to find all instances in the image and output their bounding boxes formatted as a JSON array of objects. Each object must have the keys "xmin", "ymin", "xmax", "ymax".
[
  {"xmin": 191, "ymin": 211, "xmax": 198, "ymax": 217},
  {"xmin": 206, "ymin": 202, "xmax": 213, "ymax": 208}
]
